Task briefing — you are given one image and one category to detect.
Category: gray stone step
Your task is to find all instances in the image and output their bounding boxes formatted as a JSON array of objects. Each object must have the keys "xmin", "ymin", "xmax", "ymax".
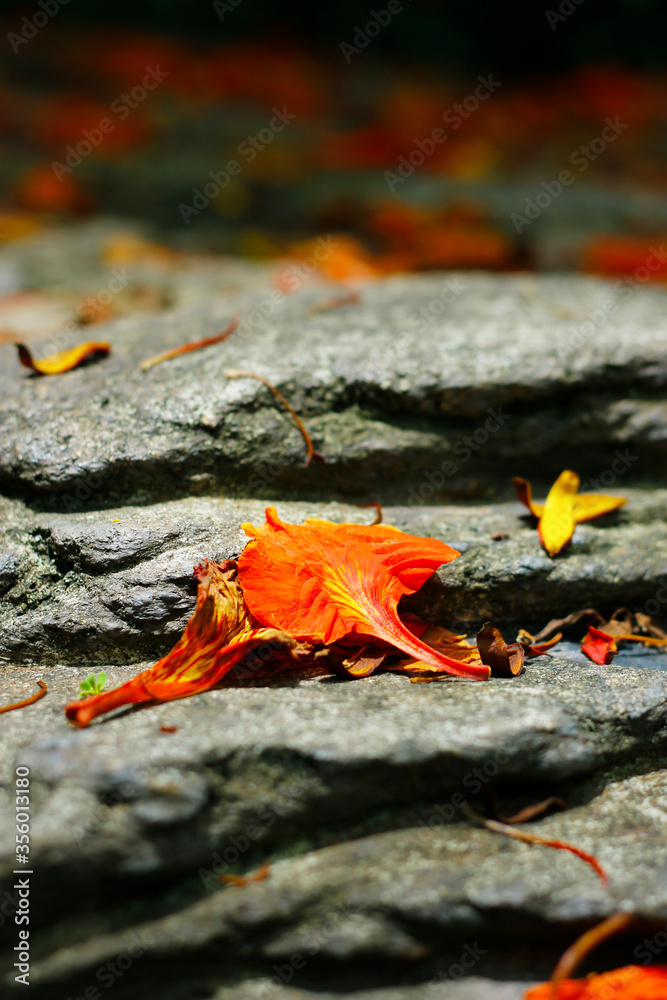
[
  {"xmin": 0, "ymin": 493, "xmax": 664, "ymax": 665},
  {"xmin": 0, "ymin": 273, "xmax": 665, "ymax": 504},
  {"xmin": 1, "ymin": 657, "xmax": 665, "ymax": 997}
]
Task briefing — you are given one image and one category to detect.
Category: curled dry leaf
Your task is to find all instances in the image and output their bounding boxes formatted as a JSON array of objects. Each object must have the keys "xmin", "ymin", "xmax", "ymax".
[
  {"xmin": 529, "ymin": 609, "xmax": 604, "ymax": 645},
  {"xmin": 17, "ymin": 341, "xmax": 110, "ymax": 375},
  {"xmin": 336, "ymin": 640, "xmax": 397, "ymax": 678},
  {"xmin": 598, "ymin": 608, "xmax": 667, "ymax": 648},
  {"xmin": 581, "ymin": 626, "xmax": 618, "ymax": 665},
  {"xmin": 631, "ymin": 611, "xmax": 667, "ymax": 641},
  {"xmin": 516, "ymin": 629, "xmax": 563, "ymax": 657},
  {"xmin": 65, "ymin": 560, "xmax": 298, "ymax": 727},
  {"xmin": 141, "ymin": 316, "xmax": 239, "ymax": 370},
  {"xmin": 238, "ymin": 507, "xmax": 491, "ymax": 680},
  {"xmin": 401, "ymin": 624, "xmax": 484, "ymax": 676},
  {"xmin": 477, "ymin": 622, "xmax": 524, "ymax": 676},
  {"xmin": 462, "ymin": 805, "xmax": 607, "ymax": 884},
  {"xmin": 0, "ymin": 680, "xmax": 47, "ymax": 715},
  {"xmin": 514, "ymin": 471, "xmax": 626, "ymax": 557},
  {"xmin": 524, "ymin": 608, "xmax": 664, "ymax": 666}
]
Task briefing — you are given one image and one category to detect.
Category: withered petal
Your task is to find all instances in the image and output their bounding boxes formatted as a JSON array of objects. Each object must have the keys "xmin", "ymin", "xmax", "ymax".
[
  {"xmin": 530, "ymin": 609, "xmax": 604, "ymax": 645},
  {"xmin": 65, "ymin": 560, "xmax": 296, "ymax": 727},
  {"xmin": 477, "ymin": 622, "xmax": 524, "ymax": 676}
]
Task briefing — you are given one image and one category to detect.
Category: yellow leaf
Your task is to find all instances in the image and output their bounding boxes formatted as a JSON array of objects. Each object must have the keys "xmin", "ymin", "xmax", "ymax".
[
  {"xmin": 514, "ymin": 470, "xmax": 626, "ymax": 557},
  {"xmin": 17, "ymin": 341, "xmax": 110, "ymax": 375},
  {"xmin": 538, "ymin": 470, "xmax": 579, "ymax": 557}
]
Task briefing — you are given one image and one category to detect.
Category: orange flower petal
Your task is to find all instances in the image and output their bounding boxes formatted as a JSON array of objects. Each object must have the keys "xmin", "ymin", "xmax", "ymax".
[
  {"xmin": 17, "ymin": 341, "xmax": 110, "ymax": 375},
  {"xmin": 524, "ymin": 965, "xmax": 667, "ymax": 999},
  {"xmin": 238, "ymin": 508, "xmax": 490, "ymax": 681},
  {"xmin": 65, "ymin": 560, "xmax": 295, "ymax": 727},
  {"xmin": 334, "ymin": 622, "xmax": 484, "ymax": 679},
  {"xmin": 220, "ymin": 860, "xmax": 271, "ymax": 887},
  {"xmin": 581, "ymin": 626, "xmax": 618, "ymax": 665}
]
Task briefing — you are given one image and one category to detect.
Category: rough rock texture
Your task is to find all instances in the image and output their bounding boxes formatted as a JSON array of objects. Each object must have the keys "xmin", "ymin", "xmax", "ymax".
[
  {"xmin": 1, "ymin": 491, "xmax": 665, "ymax": 665},
  {"xmin": 0, "ymin": 273, "xmax": 665, "ymax": 504},
  {"xmin": 1, "ymin": 267, "xmax": 666, "ymax": 999},
  {"xmin": 1, "ymin": 661, "xmax": 667, "ymax": 998},
  {"xmin": 206, "ymin": 983, "xmax": 531, "ymax": 1000}
]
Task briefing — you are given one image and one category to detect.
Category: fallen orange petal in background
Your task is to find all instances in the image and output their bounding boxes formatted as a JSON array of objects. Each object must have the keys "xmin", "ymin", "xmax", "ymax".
[
  {"xmin": 141, "ymin": 316, "xmax": 239, "ymax": 370},
  {"xmin": 238, "ymin": 507, "xmax": 490, "ymax": 680},
  {"xmin": 14, "ymin": 164, "xmax": 94, "ymax": 214},
  {"xmin": 581, "ymin": 626, "xmax": 618, "ymax": 664},
  {"xmin": 583, "ymin": 235, "xmax": 667, "ymax": 281},
  {"xmin": 220, "ymin": 861, "xmax": 271, "ymax": 887},
  {"xmin": 17, "ymin": 341, "xmax": 110, "ymax": 375},
  {"xmin": 571, "ymin": 492, "xmax": 628, "ymax": 522}
]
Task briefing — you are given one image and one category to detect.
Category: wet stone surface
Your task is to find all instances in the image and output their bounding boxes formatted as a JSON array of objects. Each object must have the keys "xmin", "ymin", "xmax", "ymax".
[
  {"xmin": 0, "ymin": 267, "xmax": 666, "ymax": 999},
  {"xmin": 0, "ymin": 272, "xmax": 665, "ymax": 504},
  {"xmin": 1, "ymin": 657, "xmax": 666, "ymax": 999}
]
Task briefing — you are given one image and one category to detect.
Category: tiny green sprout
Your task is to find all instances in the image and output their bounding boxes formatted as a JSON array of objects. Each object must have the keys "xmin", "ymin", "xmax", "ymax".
[{"xmin": 79, "ymin": 672, "xmax": 107, "ymax": 698}]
